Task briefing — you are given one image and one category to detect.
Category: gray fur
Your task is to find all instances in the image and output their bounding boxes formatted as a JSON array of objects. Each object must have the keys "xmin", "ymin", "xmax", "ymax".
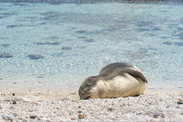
[
  {"xmin": 79, "ymin": 62, "xmax": 148, "ymax": 99},
  {"xmin": 99, "ymin": 62, "xmax": 134, "ymax": 75},
  {"xmin": 99, "ymin": 62, "xmax": 148, "ymax": 83}
]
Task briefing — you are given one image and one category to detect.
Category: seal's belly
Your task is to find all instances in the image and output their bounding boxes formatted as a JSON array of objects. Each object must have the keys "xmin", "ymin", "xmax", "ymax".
[{"xmin": 97, "ymin": 73, "xmax": 146, "ymax": 98}]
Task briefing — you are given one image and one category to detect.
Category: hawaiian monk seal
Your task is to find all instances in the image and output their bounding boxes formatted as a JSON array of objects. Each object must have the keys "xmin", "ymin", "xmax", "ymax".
[{"xmin": 79, "ymin": 62, "xmax": 148, "ymax": 99}]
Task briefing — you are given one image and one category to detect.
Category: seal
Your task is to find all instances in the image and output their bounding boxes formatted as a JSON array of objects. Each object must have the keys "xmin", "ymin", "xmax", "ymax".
[{"xmin": 79, "ymin": 62, "xmax": 148, "ymax": 99}]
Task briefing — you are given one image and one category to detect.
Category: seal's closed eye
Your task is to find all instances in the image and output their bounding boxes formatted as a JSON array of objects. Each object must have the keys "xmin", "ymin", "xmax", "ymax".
[{"xmin": 79, "ymin": 76, "xmax": 98, "ymax": 100}]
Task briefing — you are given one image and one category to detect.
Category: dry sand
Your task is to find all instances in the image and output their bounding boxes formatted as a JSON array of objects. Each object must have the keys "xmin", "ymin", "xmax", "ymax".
[{"xmin": 0, "ymin": 89, "xmax": 183, "ymax": 121}]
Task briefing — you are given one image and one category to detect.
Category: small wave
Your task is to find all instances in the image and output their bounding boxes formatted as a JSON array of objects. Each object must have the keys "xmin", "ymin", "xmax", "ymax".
[{"xmin": 0, "ymin": 0, "xmax": 183, "ymax": 4}]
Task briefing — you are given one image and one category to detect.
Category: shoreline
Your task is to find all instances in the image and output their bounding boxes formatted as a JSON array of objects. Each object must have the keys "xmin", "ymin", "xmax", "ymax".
[
  {"xmin": 0, "ymin": 89, "xmax": 183, "ymax": 121},
  {"xmin": 1, "ymin": 78, "xmax": 183, "ymax": 92}
]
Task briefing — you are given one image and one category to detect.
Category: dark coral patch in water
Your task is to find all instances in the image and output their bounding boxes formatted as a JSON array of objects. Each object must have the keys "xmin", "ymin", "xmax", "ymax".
[
  {"xmin": 84, "ymin": 39, "xmax": 95, "ymax": 43},
  {"xmin": 137, "ymin": 21, "xmax": 157, "ymax": 32},
  {"xmin": 7, "ymin": 25, "xmax": 24, "ymax": 28},
  {"xmin": 45, "ymin": 36, "xmax": 60, "ymax": 41},
  {"xmin": 75, "ymin": 30, "xmax": 87, "ymax": 34},
  {"xmin": 179, "ymin": 36, "xmax": 183, "ymax": 40},
  {"xmin": 137, "ymin": 21, "xmax": 155, "ymax": 27},
  {"xmin": 174, "ymin": 42, "xmax": 183, "ymax": 46},
  {"xmin": 1, "ymin": 44, "xmax": 10, "ymax": 47},
  {"xmin": 163, "ymin": 41, "xmax": 183, "ymax": 46},
  {"xmin": 177, "ymin": 27, "xmax": 183, "ymax": 31},
  {"xmin": 27, "ymin": 54, "xmax": 44, "ymax": 60},
  {"xmin": 163, "ymin": 41, "xmax": 172, "ymax": 45},
  {"xmin": 51, "ymin": 52, "xmax": 64, "ymax": 57},
  {"xmin": 13, "ymin": 3, "xmax": 28, "ymax": 6},
  {"xmin": 0, "ymin": 8, "xmax": 6, "ymax": 11},
  {"xmin": 39, "ymin": 22, "xmax": 46, "ymax": 25},
  {"xmin": 48, "ymin": 2, "xmax": 62, "ymax": 5},
  {"xmin": 77, "ymin": 46, "xmax": 86, "ymax": 49},
  {"xmin": 0, "ymin": 52, "xmax": 13, "ymax": 58},
  {"xmin": 78, "ymin": 36, "xmax": 87, "ymax": 39},
  {"xmin": 138, "ymin": 28, "xmax": 150, "ymax": 32},
  {"xmin": 161, "ymin": 36, "xmax": 169, "ymax": 39},
  {"xmin": 0, "ymin": 12, "xmax": 18, "ymax": 19},
  {"xmin": 173, "ymin": 32, "xmax": 183, "ymax": 40},
  {"xmin": 40, "ymin": 12, "xmax": 59, "ymax": 21},
  {"xmin": 62, "ymin": 46, "xmax": 72, "ymax": 50},
  {"xmin": 152, "ymin": 27, "xmax": 161, "ymax": 31},
  {"xmin": 35, "ymin": 42, "xmax": 60, "ymax": 45}
]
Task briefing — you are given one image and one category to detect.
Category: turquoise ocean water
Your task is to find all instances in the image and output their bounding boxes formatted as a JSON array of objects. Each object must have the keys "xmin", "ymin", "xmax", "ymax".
[{"xmin": 0, "ymin": 0, "xmax": 183, "ymax": 91}]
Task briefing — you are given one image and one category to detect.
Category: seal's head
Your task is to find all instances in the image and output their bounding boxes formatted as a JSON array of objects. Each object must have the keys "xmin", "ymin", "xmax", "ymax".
[{"xmin": 79, "ymin": 76, "xmax": 98, "ymax": 100}]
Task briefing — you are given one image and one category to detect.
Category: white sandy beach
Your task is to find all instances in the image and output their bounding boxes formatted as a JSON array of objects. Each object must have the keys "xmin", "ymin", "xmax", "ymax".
[{"xmin": 0, "ymin": 89, "xmax": 183, "ymax": 121}]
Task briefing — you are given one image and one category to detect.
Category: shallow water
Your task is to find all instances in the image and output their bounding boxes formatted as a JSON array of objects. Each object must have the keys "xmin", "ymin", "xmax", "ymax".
[{"xmin": 0, "ymin": 1, "xmax": 183, "ymax": 91}]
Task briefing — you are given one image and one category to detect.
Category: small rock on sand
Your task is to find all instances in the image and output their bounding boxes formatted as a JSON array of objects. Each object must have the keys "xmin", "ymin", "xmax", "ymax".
[
  {"xmin": 78, "ymin": 114, "xmax": 85, "ymax": 119},
  {"xmin": 30, "ymin": 115, "xmax": 37, "ymax": 119},
  {"xmin": 107, "ymin": 107, "xmax": 113, "ymax": 112},
  {"xmin": 12, "ymin": 100, "xmax": 16, "ymax": 104},
  {"xmin": 77, "ymin": 110, "xmax": 82, "ymax": 113},
  {"xmin": 71, "ymin": 118, "xmax": 76, "ymax": 120},
  {"xmin": 153, "ymin": 112, "xmax": 165, "ymax": 118},
  {"xmin": 2, "ymin": 116, "xmax": 13, "ymax": 121},
  {"xmin": 177, "ymin": 98, "xmax": 183, "ymax": 104}
]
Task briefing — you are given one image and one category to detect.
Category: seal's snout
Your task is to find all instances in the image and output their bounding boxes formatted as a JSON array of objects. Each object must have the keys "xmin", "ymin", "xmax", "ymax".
[
  {"xmin": 79, "ymin": 85, "xmax": 94, "ymax": 99},
  {"xmin": 79, "ymin": 76, "xmax": 98, "ymax": 100},
  {"xmin": 79, "ymin": 88, "xmax": 90, "ymax": 100}
]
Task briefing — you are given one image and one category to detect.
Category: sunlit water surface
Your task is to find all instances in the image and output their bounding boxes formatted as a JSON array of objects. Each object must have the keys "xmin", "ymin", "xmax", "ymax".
[{"xmin": 0, "ymin": 1, "xmax": 183, "ymax": 91}]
